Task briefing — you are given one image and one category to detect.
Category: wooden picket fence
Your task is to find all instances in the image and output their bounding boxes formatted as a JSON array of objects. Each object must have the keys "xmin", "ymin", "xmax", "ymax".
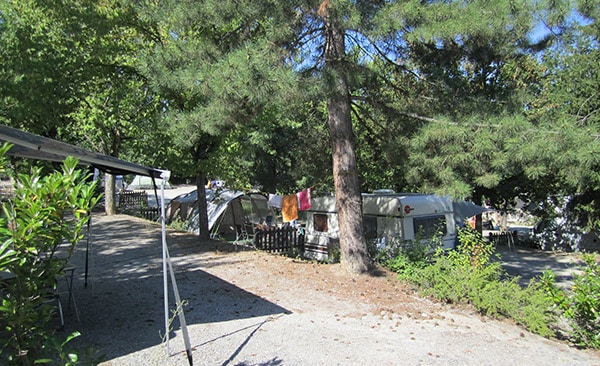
[
  {"xmin": 117, "ymin": 190, "xmax": 148, "ymax": 208},
  {"xmin": 140, "ymin": 207, "xmax": 160, "ymax": 221},
  {"xmin": 488, "ymin": 231, "xmax": 518, "ymax": 247},
  {"xmin": 254, "ymin": 226, "xmax": 304, "ymax": 255}
]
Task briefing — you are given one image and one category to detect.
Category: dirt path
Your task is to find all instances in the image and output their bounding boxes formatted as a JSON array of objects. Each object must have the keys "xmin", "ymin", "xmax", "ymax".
[
  {"xmin": 496, "ymin": 244, "xmax": 591, "ymax": 289},
  {"xmin": 63, "ymin": 214, "xmax": 600, "ymax": 366}
]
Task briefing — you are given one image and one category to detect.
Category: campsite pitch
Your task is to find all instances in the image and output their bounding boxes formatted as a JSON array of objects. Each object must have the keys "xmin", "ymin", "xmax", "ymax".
[{"xmin": 64, "ymin": 214, "xmax": 600, "ymax": 366}]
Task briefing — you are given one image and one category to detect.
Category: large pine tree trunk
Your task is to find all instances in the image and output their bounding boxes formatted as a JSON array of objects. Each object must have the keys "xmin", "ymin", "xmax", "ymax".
[{"xmin": 322, "ymin": 2, "xmax": 372, "ymax": 274}]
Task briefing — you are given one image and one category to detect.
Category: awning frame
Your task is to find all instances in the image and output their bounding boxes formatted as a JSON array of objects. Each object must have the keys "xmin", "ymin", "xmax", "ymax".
[
  {"xmin": 0, "ymin": 124, "xmax": 164, "ymax": 178},
  {"xmin": 0, "ymin": 124, "xmax": 192, "ymax": 365}
]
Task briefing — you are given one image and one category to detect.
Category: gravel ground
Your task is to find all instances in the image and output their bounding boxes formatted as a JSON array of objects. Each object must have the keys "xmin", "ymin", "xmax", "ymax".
[{"xmin": 60, "ymin": 213, "xmax": 600, "ymax": 366}]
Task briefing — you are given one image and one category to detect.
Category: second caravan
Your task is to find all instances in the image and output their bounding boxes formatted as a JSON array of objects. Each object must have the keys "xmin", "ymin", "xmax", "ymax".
[{"xmin": 303, "ymin": 193, "xmax": 484, "ymax": 261}]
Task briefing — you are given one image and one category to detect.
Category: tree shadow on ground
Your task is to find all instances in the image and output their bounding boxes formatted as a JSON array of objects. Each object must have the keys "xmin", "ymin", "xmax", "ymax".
[
  {"xmin": 63, "ymin": 214, "xmax": 290, "ymax": 364},
  {"xmin": 495, "ymin": 243, "xmax": 585, "ymax": 288}
]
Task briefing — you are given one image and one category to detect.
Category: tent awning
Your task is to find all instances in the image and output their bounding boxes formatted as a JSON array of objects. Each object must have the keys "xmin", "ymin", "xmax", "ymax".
[
  {"xmin": 453, "ymin": 200, "xmax": 491, "ymax": 224},
  {"xmin": 0, "ymin": 124, "xmax": 164, "ymax": 178},
  {"xmin": 0, "ymin": 124, "xmax": 191, "ymax": 363}
]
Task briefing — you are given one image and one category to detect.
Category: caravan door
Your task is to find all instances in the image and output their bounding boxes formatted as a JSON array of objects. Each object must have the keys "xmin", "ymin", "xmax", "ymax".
[{"xmin": 303, "ymin": 196, "xmax": 338, "ymax": 261}]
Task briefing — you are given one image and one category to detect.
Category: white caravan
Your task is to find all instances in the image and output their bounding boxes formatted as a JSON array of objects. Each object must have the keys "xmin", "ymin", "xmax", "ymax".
[{"xmin": 303, "ymin": 193, "xmax": 483, "ymax": 261}]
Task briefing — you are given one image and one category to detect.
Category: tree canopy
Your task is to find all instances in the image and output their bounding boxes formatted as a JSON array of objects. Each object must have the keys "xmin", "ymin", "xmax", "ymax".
[{"xmin": 0, "ymin": 0, "xmax": 599, "ymax": 269}]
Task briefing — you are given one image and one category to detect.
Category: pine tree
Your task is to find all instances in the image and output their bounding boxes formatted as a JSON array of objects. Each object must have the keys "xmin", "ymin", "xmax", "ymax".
[{"xmin": 134, "ymin": 0, "xmax": 299, "ymax": 239}]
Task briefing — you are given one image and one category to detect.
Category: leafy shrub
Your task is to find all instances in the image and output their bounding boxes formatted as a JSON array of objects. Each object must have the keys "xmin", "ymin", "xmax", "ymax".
[
  {"xmin": 0, "ymin": 147, "xmax": 100, "ymax": 365},
  {"xmin": 542, "ymin": 255, "xmax": 600, "ymax": 348},
  {"xmin": 383, "ymin": 250, "xmax": 427, "ymax": 281},
  {"xmin": 471, "ymin": 278, "xmax": 556, "ymax": 337},
  {"xmin": 168, "ymin": 217, "xmax": 190, "ymax": 232},
  {"xmin": 567, "ymin": 255, "xmax": 600, "ymax": 348},
  {"xmin": 372, "ymin": 226, "xmax": 442, "ymax": 279},
  {"xmin": 386, "ymin": 226, "xmax": 557, "ymax": 337}
]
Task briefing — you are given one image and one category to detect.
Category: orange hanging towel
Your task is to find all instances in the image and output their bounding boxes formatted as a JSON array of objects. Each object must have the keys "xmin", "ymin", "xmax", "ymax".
[{"xmin": 282, "ymin": 194, "xmax": 299, "ymax": 222}]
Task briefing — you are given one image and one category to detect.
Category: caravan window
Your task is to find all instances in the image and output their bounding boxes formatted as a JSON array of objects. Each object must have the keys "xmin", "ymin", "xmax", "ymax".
[
  {"xmin": 413, "ymin": 215, "xmax": 447, "ymax": 238},
  {"xmin": 313, "ymin": 214, "xmax": 329, "ymax": 232}
]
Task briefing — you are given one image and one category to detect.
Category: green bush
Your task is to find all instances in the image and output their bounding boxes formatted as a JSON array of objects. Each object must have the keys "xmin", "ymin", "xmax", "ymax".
[
  {"xmin": 542, "ymin": 255, "xmax": 600, "ymax": 348},
  {"xmin": 0, "ymin": 146, "xmax": 100, "ymax": 365},
  {"xmin": 373, "ymin": 227, "xmax": 442, "ymax": 279},
  {"xmin": 566, "ymin": 254, "xmax": 600, "ymax": 348},
  {"xmin": 379, "ymin": 239, "xmax": 431, "ymax": 277},
  {"xmin": 386, "ymin": 226, "xmax": 557, "ymax": 337},
  {"xmin": 471, "ymin": 278, "xmax": 556, "ymax": 337}
]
